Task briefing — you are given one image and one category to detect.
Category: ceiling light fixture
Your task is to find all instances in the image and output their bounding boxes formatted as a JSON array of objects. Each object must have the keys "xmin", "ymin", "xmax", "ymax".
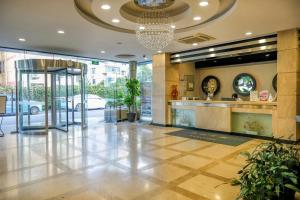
[
  {"xmin": 193, "ymin": 16, "xmax": 202, "ymax": 21},
  {"xmin": 136, "ymin": 11, "xmax": 174, "ymax": 51},
  {"xmin": 258, "ymin": 39, "xmax": 266, "ymax": 43},
  {"xmin": 199, "ymin": 1, "xmax": 209, "ymax": 7},
  {"xmin": 260, "ymin": 46, "xmax": 267, "ymax": 50},
  {"xmin": 101, "ymin": 50, "xmax": 106, "ymax": 54},
  {"xmin": 112, "ymin": 18, "xmax": 120, "ymax": 23},
  {"xmin": 18, "ymin": 38, "xmax": 26, "ymax": 42},
  {"xmin": 57, "ymin": 30, "xmax": 65, "ymax": 34},
  {"xmin": 210, "ymin": 53, "xmax": 216, "ymax": 57},
  {"xmin": 209, "ymin": 48, "xmax": 214, "ymax": 52},
  {"xmin": 192, "ymin": 43, "xmax": 198, "ymax": 46},
  {"xmin": 101, "ymin": 4, "xmax": 111, "ymax": 10},
  {"xmin": 245, "ymin": 32, "xmax": 253, "ymax": 36},
  {"xmin": 171, "ymin": 25, "xmax": 176, "ymax": 29},
  {"xmin": 157, "ymin": 50, "xmax": 162, "ymax": 53}
]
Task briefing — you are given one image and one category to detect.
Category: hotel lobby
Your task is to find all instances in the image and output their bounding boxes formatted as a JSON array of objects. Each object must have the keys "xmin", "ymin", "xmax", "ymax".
[{"xmin": 0, "ymin": 0, "xmax": 300, "ymax": 199}]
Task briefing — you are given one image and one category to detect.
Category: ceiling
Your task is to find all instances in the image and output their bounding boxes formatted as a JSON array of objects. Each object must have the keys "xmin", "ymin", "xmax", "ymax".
[{"xmin": 0, "ymin": 0, "xmax": 299, "ymax": 63}]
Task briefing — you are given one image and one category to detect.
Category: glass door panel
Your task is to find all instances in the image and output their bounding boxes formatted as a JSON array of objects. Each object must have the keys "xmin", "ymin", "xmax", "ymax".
[
  {"xmin": 53, "ymin": 69, "xmax": 68, "ymax": 132},
  {"xmin": 19, "ymin": 72, "xmax": 47, "ymax": 130}
]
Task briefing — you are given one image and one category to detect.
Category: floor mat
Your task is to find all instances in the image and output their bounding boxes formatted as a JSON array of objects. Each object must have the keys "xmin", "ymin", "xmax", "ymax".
[{"xmin": 167, "ymin": 129, "xmax": 252, "ymax": 146}]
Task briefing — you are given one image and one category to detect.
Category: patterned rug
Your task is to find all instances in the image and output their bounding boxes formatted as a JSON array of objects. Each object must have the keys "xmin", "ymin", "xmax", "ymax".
[{"xmin": 167, "ymin": 129, "xmax": 252, "ymax": 146}]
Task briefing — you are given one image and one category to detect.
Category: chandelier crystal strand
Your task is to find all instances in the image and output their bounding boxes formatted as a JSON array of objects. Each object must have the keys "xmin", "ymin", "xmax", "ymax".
[{"xmin": 136, "ymin": 10, "xmax": 174, "ymax": 51}]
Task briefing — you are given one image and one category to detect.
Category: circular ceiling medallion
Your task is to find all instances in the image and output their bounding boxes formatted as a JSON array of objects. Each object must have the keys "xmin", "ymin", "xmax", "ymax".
[
  {"xmin": 115, "ymin": 54, "xmax": 136, "ymax": 59},
  {"xmin": 134, "ymin": 0, "xmax": 175, "ymax": 9},
  {"xmin": 74, "ymin": 0, "xmax": 237, "ymax": 34}
]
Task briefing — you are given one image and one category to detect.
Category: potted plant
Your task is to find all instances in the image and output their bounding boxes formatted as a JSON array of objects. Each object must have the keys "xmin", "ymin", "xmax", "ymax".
[
  {"xmin": 231, "ymin": 140, "xmax": 300, "ymax": 200},
  {"xmin": 124, "ymin": 79, "xmax": 140, "ymax": 122}
]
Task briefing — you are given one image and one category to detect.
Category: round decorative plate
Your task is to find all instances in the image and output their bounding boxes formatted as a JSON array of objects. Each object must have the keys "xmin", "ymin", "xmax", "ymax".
[
  {"xmin": 201, "ymin": 76, "xmax": 220, "ymax": 95},
  {"xmin": 233, "ymin": 73, "xmax": 256, "ymax": 96},
  {"xmin": 272, "ymin": 74, "xmax": 277, "ymax": 92}
]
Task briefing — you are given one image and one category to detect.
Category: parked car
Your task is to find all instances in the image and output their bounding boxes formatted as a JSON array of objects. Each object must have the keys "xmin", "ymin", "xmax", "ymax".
[
  {"xmin": 1, "ymin": 95, "xmax": 43, "ymax": 115},
  {"xmin": 68, "ymin": 94, "xmax": 106, "ymax": 111}
]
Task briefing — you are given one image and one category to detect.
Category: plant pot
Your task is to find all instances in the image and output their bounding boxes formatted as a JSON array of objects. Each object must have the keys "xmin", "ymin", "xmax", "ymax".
[{"xmin": 127, "ymin": 112, "xmax": 136, "ymax": 122}]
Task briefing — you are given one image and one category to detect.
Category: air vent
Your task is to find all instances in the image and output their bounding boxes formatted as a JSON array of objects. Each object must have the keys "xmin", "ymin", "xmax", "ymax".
[
  {"xmin": 115, "ymin": 54, "xmax": 136, "ymax": 59},
  {"xmin": 178, "ymin": 33, "xmax": 215, "ymax": 44}
]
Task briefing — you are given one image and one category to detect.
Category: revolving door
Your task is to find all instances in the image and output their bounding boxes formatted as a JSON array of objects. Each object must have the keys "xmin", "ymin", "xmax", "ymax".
[{"xmin": 15, "ymin": 59, "xmax": 88, "ymax": 134}]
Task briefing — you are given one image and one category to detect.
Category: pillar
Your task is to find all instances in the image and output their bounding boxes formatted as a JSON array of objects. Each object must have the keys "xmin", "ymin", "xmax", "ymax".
[
  {"xmin": 276, "ymin": 29, "xmax": 300, "ymax": 141},
  {"xmin": 129, "ymin": 60, "xmax": 137, "ymax": 79},
  {"xmin": 152, "ymin": 53, "xmax": 178, "ymax": 125}
]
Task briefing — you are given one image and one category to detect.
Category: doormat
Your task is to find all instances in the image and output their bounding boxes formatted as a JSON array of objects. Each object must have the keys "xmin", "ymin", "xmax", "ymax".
[{"xmin": 167, "ymin": 129, "xmax": 252, "ymax": 146}]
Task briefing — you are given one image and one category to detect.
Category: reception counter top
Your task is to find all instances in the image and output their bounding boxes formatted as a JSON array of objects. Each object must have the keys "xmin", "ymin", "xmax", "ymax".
[
  {"xmin": 169, "ymin": 100, "xmax": 277, "ymax": 106},
  {"xmin": 168, "ymin": 100, "xmax": 277, "ymax": 137}
]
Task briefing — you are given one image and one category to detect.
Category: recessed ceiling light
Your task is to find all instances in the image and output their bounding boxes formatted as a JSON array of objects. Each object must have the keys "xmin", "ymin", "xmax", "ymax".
[
  {"xmin": 258, "ymin": 39, "xmax": 266, "ymax": 44},
  {"xmin": 171, "ymin": 25, "xmax": 176, "ymax": 29},
  {"xmin": 193, "ymin": 16, "xmax": 202, "ymax": 21},
  {"xmin": 139, "ymin": 26, "xmax": 145, "ymax": 30},
  {"xmin": 210, "ymin": 53, "xmax": 216, "ymax": 57},
  {"xmin": 18, "ymin": 38, "xmax": 26, "ymax": 42},
  {"xmin": 157, "ymin": 50, "xmax": 162, "ymax": 53},
  {"xmin": 101, "ymin": 50, "xmax": 106, "ymax": 54},
  {"xmin": 192, "ymin": 43, "xmax": 198, "ymax": 46},
  {"xmin": 199, "ymin": 1, "xmax": 209, "ymax": 7},
  {"xmin": 144, "ymin": 57, "xmax": 148, "ymax": 60},
  {"xmin": 260, "ymin": 46, "xmax": 267, "ymax": 50},
  {"xmin": 112, "ymin": 18, "xmax": 120, "ymax": 23},
  {"xmin": 57, "ymin": 30, "xmax": 65, "ymax": 34},
  {"xmin": 101, "ymin": 4, "xmax": 111, "ymax": 10},
  {"xmin": 175, "ymin": 54, "xmax": 180, "ymax": 57},
  {"xmin": 209, "ymin": 48, "xmax": 214, "ymax": 52},
  {"xmin": 245, "ymin": 32, "xmax": 253, "ymax": 36},
  {"xmin": 176, "ymin": 59, "xmax": 182, "ymax": 62}
]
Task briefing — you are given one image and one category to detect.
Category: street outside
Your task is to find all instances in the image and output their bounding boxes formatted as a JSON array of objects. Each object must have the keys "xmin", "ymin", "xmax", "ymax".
[{"xmin": 1, "ymin": 109, "xmax": 105, "ymax": 133}]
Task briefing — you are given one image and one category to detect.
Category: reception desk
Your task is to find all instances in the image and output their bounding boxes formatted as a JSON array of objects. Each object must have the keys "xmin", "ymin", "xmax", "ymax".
[{"xmin": 168, "ymin": 100, "xmax": 277, "ymax": 137}]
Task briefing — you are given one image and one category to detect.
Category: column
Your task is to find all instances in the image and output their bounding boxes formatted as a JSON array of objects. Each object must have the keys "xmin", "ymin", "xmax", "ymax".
[
  {"xmin": 276, "ymin": 29, "xmax": 300, "ymax": 141},
  {"xmin": 129, "ymin": 60, "xmax": 137, "ymax": 79},
  {"xmin": 152, "ymin": 53, "xmax": 178, "ymax": 125}
]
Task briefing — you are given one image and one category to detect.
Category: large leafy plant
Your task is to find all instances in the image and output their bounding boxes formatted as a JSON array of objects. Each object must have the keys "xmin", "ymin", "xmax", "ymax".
[
  {"xmin": 232, "ymin": 141, "xmax": 300, "ymax": 200},
  {"xmin": 124, "ymin": 79, "xmax": 140, "ymax": 113}
]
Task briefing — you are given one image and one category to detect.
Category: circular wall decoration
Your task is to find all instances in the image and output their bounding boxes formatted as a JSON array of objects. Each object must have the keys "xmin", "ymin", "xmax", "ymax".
[
  {"xmin": 201, "ymin": 76, "xmax": 220, "ymax": 95},
  {"xmin": 272, "ymin": 74, "xmax": 277, "ymax": 92},
  {"xmin": 233, "ymin": 73, "xmax": 256, "ymax": 96}
]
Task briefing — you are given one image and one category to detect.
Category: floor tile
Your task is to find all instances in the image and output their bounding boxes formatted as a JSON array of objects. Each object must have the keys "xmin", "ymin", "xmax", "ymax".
[
  {"xmin": 149, "ymin": 190, "xmax": 192, "ymax": 200},
  {"xmin": 117, "ymin": 156, "xmax": 157, "ymax": 169},
  {"xmin": 60, "ymin": 155, "xmax": 104, "ymax": 170},
  {"xmin": 148, "ymin": 136, "xmax": 187, "ymax": 146},
  {"xmin": 146, "ymin": 148, "xmax": 181, "ymax": 160},
  {"xmin": 172, "ymin": 155, "xmax": 212, "ymax": 169},
  {"xmin": 93, "ymin": 175, "xmax": 158, "ymax": 200},
  {"xmin": 194, "ymin": 144, "xmax": 236, "ymax": 159},
  {"xmin": 143, "ymin": 164, "xmax": 189, "ymax": 182},
  {"xmin": 59, "ymin": 190, "xmax": 111, "ymax": 200},
  {"xmin": 179, "ymin": 174, "xmax": 239, "ymax": 200},
  {"xmin": 0, "ymin": 163, "xmax": 63, "ymax": 190},
  {"xmin": 168, "ymin": 140, "xmax": 212, "ymax": 152},
  {"xmin": 205, "ymin": 162, "xmax": 241, "ymax": 179}
]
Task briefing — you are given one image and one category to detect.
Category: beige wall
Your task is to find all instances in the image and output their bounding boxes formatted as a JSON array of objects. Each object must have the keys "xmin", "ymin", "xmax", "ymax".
[{"xmin": 194, "ymin": 62, "xmax": 277, "ymax": 100}]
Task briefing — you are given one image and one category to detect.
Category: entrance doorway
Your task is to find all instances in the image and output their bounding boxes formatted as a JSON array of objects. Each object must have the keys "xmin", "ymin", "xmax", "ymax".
[{"xmin": 15, "ymin": 59, "xmax": 87, "ymax": 134}]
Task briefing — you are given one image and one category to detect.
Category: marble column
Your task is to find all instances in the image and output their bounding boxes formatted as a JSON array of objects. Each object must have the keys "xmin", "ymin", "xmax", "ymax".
[
  {"xmin": 129, "ymin": 60, "xmax": 137, "ymax": 79},
  {"xmin": 276, "ymin": 29, "xmax": 300, "ymax": 141},
  {"xmin": 152, "ymin": 53, "xmax": 179, "ymax": 125}
]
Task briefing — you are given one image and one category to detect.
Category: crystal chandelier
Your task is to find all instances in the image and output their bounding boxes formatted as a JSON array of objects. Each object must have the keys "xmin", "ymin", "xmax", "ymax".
[{"xmin": 136, "ymin": 10, "xmax": 174, "ymax": 51}]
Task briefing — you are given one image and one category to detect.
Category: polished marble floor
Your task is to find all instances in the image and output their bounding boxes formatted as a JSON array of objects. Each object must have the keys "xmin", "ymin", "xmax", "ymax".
[{"xmin": 0, "ymin": 122, "xmax": 299, "ymax": 200}]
